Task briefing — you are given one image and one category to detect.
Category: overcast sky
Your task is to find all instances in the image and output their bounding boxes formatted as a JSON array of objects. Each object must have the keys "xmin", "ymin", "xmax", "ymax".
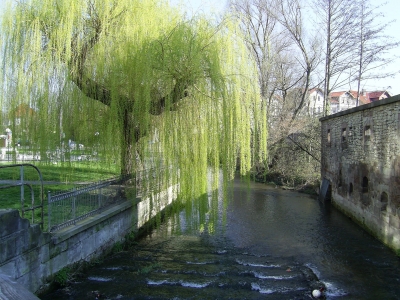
[{"xmin": 0, "ymin": 0, "xmax": 399, "ymax": 95}]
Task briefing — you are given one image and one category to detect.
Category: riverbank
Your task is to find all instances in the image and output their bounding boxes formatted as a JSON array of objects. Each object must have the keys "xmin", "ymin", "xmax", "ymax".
[{"xmin": 251, "ymin": 171, "xmax": 320, "ymax": 196}]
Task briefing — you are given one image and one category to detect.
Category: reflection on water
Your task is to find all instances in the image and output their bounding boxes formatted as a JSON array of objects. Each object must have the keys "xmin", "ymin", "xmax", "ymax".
[{"xmin": 41, "ymin": 179, "xmax": 400, "ymax": 299}]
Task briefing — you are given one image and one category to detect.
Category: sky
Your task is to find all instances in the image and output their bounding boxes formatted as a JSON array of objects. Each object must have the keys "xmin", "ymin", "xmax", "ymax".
[
  {"xmin": 179, "ymin": 0, "xmax": 400, "ymax": 96},
  {"xmin": 0, "ymin": 0, "xmax": 399, "ymax": 95}
]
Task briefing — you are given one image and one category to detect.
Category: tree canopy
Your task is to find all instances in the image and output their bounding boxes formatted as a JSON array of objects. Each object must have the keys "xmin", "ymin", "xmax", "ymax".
[{"xmin": 0, "ymin": 0, "xmax": 267, "ymax": 205}]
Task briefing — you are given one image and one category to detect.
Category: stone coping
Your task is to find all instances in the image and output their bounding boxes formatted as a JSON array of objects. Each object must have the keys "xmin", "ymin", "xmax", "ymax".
[{"xmin": 320, "ymin": 94, "xmax": 400, "ymax": 121}]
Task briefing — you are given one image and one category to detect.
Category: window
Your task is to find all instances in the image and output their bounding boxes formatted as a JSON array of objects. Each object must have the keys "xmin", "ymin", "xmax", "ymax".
[
  {"xmin": 338, "ymin": 169, "xmax": 342, "ymax": 187},
  {"xmin": 362, "ymin": 177, "xmax": 369, "ymax": 193},
  {"xmin": 364, "ymin": 125, "xmax": 371, "ymax": 141},
  {"xmin": 349, "ymin": 183, "xmax": 353, "ymax": 195},
  {"xmin": 327, "ymin": 129, "xmax": 331, "ymax": 144},
  {"xmin": 342, "ymin": 128, "xmax": 346, "ymax": 142},
  {"xmin": 381, "ymin": 192, "xmax": 388, "ymax": 212}
]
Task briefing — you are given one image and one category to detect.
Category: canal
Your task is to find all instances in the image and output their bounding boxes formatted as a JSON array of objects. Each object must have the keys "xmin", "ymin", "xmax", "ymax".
[{"xmin": 41, "ymin": 179, "xmax": 400, "ymax": 299}]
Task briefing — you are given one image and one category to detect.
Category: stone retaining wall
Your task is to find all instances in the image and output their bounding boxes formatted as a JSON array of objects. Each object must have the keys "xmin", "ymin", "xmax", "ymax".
[
  {"xmin": 320, "ymin": 94, "xmax": 400, "ymax": 253},
  {"xmin": 0, "ymin": 183, "xmax": 179, "ymax": 296}
]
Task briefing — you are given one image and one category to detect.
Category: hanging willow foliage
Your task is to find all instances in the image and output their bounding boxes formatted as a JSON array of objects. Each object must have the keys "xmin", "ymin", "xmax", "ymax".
[{"xmin": 0, "ymin": 0, "xmax": 267, "ymax": 229}]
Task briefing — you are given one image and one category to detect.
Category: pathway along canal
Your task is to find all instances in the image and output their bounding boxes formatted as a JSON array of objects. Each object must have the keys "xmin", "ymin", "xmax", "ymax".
[{"xmin": 41, "ymin": 179, "xmax": 400, "ymax": 299}]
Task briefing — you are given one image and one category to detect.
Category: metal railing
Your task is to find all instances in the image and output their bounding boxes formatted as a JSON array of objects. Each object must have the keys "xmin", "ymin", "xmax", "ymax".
[
  {"xmin": 0, "ymin": 164, "xmax": 44, "ymax": 229},
  {"xmin": 47, "ymin": 177, "xmax": 127, "ymax": 232}
]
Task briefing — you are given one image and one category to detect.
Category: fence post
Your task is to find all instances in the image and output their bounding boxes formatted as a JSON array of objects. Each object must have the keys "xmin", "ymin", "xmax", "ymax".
[
  {"xmin": 72, "ymin": 187, "xmax": 76, "ymax": 225},
  {"xmin": 98, "ymin": 184, "xmax": 102, "ymax": 209},
  {"xmin": 20, "ymin": 165, "xmax": 25, "ymax": 218},
  {"xmin": 48, "ymin": 191, "xmax": 51, "ymax": 230}
]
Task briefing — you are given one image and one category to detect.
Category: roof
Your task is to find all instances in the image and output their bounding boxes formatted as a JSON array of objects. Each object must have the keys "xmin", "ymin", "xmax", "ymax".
[
  {"xmin": 329, "ymin": 91, "xmax": 345, "ymax": 98},
  {"xmin": 366, "ymin": 91, "xmax": 391, "ymax": 102},
  {"xmin": 309, "ymin": 88, "xmax": 323, "ymax": 94},
  {"xmin": 358, "ymin": 95, "xmax": 370, "ymax": 105},
  {"xmin": 328, "ymin": 90, "xmax": 372, "ymax": 105},
  {"xmin": 13, "ymin": 104, "xmax": 36, "ymax": 117},
  {"xmin": 329, "ymin": 91, "xmax": 357, "ymax": 99}
]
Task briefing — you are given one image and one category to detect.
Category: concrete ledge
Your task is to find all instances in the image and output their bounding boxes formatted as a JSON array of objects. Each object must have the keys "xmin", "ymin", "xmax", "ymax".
[
  {"xmin": 51, "ymin": 200, "xmax": 133, "ymax": 244},
  {"xmin": 0, "ymin": 274, "xmax": 40, "ymax": 300},
  {"xmin": 320, "ymin": 93, "xmax": 400, "ymax": 121},
  {"xmin": 0, "ymin": 183, "xmax": 178, "ymax": 294}
]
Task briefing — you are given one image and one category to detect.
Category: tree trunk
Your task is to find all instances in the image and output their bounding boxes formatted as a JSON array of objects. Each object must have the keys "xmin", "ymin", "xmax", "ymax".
[
  {"xmin": 356, "ymin": 1, "xmax": 365, "ymax": 107},
  {"xmin": 323, "ymin": 0, "xmax": 332, "ymax": 117},
  {"xmin": 121, "ymin": 108, "xmax": 134, "ymax": 177}
]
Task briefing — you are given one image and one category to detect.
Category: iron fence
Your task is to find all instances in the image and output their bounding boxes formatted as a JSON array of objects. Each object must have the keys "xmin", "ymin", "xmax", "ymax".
[
  {"xmin": 47, "ymin": 177, "xmax": 127, "ymax": 232},
  {"xmin": 0, "ymin": 164, "xmax": 44, "ymax": 229}
]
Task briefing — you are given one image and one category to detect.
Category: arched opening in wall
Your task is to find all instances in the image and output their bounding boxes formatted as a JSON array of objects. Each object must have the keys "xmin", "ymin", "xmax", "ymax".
[
  {"xmin": 361, "ymin": 176, "xmax": 370, "ymax": 206},
  {"xmin": 380, "ymin": 192, "xmax": 388, "ymax": 212},
  {"xmin": 341, "ymin": 128, "xmax": 346, "ymax": 142},
  {"xmin": 327, "ymin": 129, "xmax": 331, "ymax": 145},
  {"xmin": 319, "ymin": 178, "xmax": 331, "ymax": 202},
  {"xmin": 349, "ymin": 183, "xmax": 353, "ymax": 195},
  {"xmin": 338, "ymin": 169, "xmax": 342, "ymax": 188},
  {"xmin": 364, "ymin": 125, "xmax": 371, "ymax": 142},
  {"xmin": 326, "ymin": 184, "xmax": 332, "ymax": 202},
  {"xmin": 362, "ymin": 177, "xmax": 368, "ymax": 193}
]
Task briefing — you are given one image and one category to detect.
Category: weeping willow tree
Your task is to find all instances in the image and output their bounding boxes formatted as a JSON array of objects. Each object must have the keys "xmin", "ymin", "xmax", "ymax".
[{"xmin": 0, "ymin": 0, "xmax": 267, "ymax": 221}]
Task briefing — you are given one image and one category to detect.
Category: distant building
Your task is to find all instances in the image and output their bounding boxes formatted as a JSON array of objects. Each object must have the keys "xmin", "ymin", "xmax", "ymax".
[
  {"xmin": 11, "ymin": 103, "xmax": 36, "ymax": 126},
  {"xmin": 0, "ymin": 128, "xmax": 12, "ymax": 148},
  {"xmin": 310, "ymin": 90, "xmax": 392, "ymax": 115},
  {"xmin": 364, "ymin": 90, "xmax": 391, "ymax": 103},
  {"xmin": 308, "ymin": 88, "xmax": 324, "ymax": 116},
  {"xmin": 329, "ymin": 91, "xmax": 371, "ymax": 114}
]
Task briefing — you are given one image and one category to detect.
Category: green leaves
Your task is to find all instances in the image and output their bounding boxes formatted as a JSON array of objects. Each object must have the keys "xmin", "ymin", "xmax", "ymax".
[{"xmin": 1, "ymin": 0, "xmax": 267, "ymax": 232}]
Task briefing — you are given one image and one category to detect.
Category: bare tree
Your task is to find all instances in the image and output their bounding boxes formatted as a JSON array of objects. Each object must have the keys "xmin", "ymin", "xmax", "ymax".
[
  {"xmin": 312, "ymin": 0, "xmax": 359, "ymax": 115},
  {"xmin": 229, "ymin": 0, "xmax": 322, "ymax": 187},
  {"xmin": 230, "ymin": 0, "xmax": 320, "ymax": 125},
  {"xmin": 274, "ymin": 0, "xmax": 321, "ymax": 118},
  {"xmin": 229, "ymin": 0, "xmax": 285, "ymax": 115},
  {"xmin": 353, "ymin": 0, "xmax": 399, "ymax": 105}
]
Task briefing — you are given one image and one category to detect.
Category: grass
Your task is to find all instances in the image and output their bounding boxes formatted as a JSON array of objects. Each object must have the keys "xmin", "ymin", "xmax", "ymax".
[
  {"xmin": 0, "ymin": 161, "xmax": 120, "ymax": 231},
  {"xmin": 0, "ymin": 161, "xmax": 119, "ymax": 182}
]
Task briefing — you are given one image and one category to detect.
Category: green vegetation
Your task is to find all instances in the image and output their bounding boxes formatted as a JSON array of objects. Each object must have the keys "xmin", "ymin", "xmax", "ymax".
[
  {"xmin": 0, "ymin": 163, "xmax": 118, "ymax": 183},
  {"xmin": 54, "ymin": 267, "xmax": 71, "ymax": 287},
  {"xmin": 1, "ymin": 0, "xmax": 267, "ymax": 232},
  {"xmin": 110, "ymin": 232, "xmax": 137, "ymax": 253},
  {"xmin": 111, "ymin": 241, "xmax": 124, "ymax": 253}
]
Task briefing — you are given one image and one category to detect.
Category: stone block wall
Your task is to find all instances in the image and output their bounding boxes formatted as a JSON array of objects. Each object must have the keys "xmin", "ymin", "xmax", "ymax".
[
  {"xmin": 0, "ymin": 181, "xmax": 179, "ymax": 295},
  {"xmin": 0, "ymin": 202, "xmax": 133, "ymax": 294},
  {"xmin": 320, "ymin": 94, "xmax": 400, "ymax": 252}
]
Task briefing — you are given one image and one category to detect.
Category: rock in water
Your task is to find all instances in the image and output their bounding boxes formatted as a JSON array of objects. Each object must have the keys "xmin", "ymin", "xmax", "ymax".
[{"xmin": 312, "ymin": 289, "xmax": 322, "ymax": 298}]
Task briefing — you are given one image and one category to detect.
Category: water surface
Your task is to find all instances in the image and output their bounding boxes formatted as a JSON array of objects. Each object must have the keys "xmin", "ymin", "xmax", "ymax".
[{"xmin": 41, "ymin": 179, "xmax": 400, "ymax": 299}]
